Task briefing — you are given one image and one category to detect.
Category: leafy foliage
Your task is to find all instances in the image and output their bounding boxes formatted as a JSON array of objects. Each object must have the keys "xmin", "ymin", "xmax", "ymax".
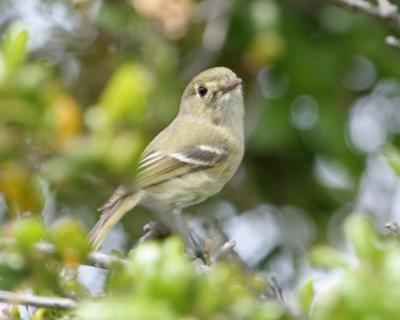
[
  {"xmin": 78, "ymin": 238, "xmax": 285, "ymax": 320},
  {"xmin": 2, "ymin": 213, "xmax": 400, "ymax": 319},
  {"xmin": 310, "ymin": 215, "xmax": 400, "ymax": 319}
]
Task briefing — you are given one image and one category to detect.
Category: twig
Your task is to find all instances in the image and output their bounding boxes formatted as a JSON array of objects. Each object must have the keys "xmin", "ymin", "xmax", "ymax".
[
  {"xmin": 202, "ymin": 238, "xmax": 237, "ymax": 266},
  {"xmin": 211, "ymin": 239, "xmax": 236, "ymax": 263},
  {"xmin": 384, "ymin": 221, "xmax": 400, "ymax": 234},
  {"xmin": 378, "ymin": 0, "xmax": 398, "ymax": 16},
  {"xmin": 267, "ymin": 276, "xmax": 301, "ymax": 318},
  {"xmin": 329, "ymin": 0, "xmax": 400, "ymax": 29},
  {"xmin": 87, "ymin": 251, "xmax": 127, "ymax": 268},
  {"xmin": 0, "ymin": 290, "xmax": 77, "ymax": 309},
  {"xmin": 385, "ymin": 35, "xmax": 400, "ymax": 50},
  {"xmin": 36, "ymin": 242, "xmax": 127, "ymax": 268}
]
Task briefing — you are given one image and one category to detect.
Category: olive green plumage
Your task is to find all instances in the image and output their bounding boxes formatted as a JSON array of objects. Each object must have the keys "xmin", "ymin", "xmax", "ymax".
[{"xmin": 89, "ymin": 67, "xmax": 245, "ymax": 250}]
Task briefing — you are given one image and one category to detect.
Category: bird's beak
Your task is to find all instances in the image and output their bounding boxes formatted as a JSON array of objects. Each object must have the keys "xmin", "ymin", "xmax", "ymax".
[{"xmin": 222, "ymin": 77, "xmax": 242, "ymax": 93}]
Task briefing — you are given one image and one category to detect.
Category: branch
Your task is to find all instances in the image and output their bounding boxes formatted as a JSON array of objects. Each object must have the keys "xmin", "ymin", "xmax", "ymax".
[
  {"xmin": 378, "ymin": 0, "xmax": 398, "ymax": 16},
  {"xmin": 88, "ymin": 250, "xmax": 127, "ymax": 268},
  {"xmin": 202, "ymin": 238, "xmax": 236, "ymax": 266},
  {"xmin": 211, "ymin": 239, "xmax": 236, "ymax": 264},
  {"xmin": 0, "ymin": 290, "xmax": 77, "ymax": 309},
  {"xmin": 384, "ymin": 221, "xmax": 400, "ymax": 234},
  {"xmin": 267, "ymin": 276, "xmax": 301, "ymax": 318},
  {"xmin": 35, "ymin": 242, "xmax": 127, "ymax": 268},
  {"xmin": 0, "ymin": 241, "xmax": 127, "ymax": 269},
  {"xmin": 385, "ymin": 35, "xmax": 400, "ymax": 50},
  {"xmin": 329, "ymin": 0, "xmax": 400, "ymax": 29}
]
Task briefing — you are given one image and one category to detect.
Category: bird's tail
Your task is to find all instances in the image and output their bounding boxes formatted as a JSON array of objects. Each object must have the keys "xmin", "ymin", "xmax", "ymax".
[{"xmin": 89, "ymin": 190, "xmax": 145, "ymax": 250}]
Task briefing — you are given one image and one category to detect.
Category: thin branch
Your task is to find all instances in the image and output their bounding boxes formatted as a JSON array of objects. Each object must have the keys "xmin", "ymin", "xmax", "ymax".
[
  {"xmin": 329, "ymin": 0, "xmax": 400, "ymax": 29},
  {"xmin": 88, "ymin": 251, "xmax": 127, "ymax": 268},
  {"xmin": 211, "ymin": 239, "xmax": 236, "ymax": 263},
  {"xmin": 378, "ymin": 0, "xmax": 398, "ymax": 16},
  {"xmin": 384, "ymin": 221, "xmax": 400, "ymax": 234},
  {"xmin": 385, "ymin": 35, "xmax": 400, "ymax": 50},
  {"xmin": 267, "ymin": 276, "xmax": 301, "ymax": 318},
  {"xmin": 36, "ymin": 242, "xmax": 127, "ymax": 268},
  {"xmin": 0, "ymin": 290, "xmax": 77, "ymax": 310}
]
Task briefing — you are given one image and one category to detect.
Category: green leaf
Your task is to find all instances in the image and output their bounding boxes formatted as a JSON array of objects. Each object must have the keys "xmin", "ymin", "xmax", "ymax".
[
  {"xmin": 49, "ymin": 218, "xmax": 90, "ymax": 266},
  {"xmin": 106, "ymin": 238, "xmax": 286, "ymax": 319},
  {"xmin": 345, "ymin": 214, "xmax": 382, "ymax": 264},
  {"xmin": 309, "ymin": 245, "xmax": 349, "ymax": 269},
  {"xmin": 297, "ymin": 278, "xmax": 314, "ymax": 315},
  {"xmin": 384, "ymin": 145, "xmax": 400, "ymax": 177},
  {"xmin": 0, "ymin": 26, "xmax": 28, "ymax": 81},
  {"xmin": 14, "ymin": 217, "xmax": 46, "ymax": 250},
  {"xmin": 98, "ymin": 63, "xmax": 152, "ymax": 124}
]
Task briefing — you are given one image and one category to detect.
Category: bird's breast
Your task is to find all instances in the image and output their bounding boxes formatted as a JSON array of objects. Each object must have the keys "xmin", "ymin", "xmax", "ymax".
[{"xmin": 143, "ymin": 167, "xmax": 231, "ymax": 210}]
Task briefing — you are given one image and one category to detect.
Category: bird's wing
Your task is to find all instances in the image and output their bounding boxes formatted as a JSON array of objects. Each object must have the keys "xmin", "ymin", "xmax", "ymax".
[
  {"xmin": 136, "ymin": 145, "xmax": 228, "ymax": 189},
  {"xmin": 97, "ymin": 185, "xmax": 131, "ymax": 212}
]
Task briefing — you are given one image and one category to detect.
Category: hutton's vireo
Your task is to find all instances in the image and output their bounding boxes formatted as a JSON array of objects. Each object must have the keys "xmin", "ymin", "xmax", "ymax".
[{"xmin": 89, "ymin": 67, "xmax": 245, "ymax": 250}]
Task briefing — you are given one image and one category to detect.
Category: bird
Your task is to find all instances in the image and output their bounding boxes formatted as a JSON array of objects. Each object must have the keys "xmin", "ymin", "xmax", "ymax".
[{"xmin": 89, "ymin": 66, "xmax": 245, "ymax": 251}]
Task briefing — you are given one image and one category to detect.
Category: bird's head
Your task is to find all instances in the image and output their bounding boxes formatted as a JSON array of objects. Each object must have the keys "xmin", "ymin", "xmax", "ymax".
[{"xmin": 180, "ymin": 67, "xmax": 244, "ymax": 125}]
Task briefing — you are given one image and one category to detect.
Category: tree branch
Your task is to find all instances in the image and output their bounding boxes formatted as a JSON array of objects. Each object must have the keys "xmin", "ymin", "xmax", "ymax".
[
  {"xmin": 384, "ymin": 221, "xmax": 400, "ymax": 234},
  {"xmin": 377, "ymin": 0, "xmax": 398, "ymax": 17},
  {"xmin": 0, "ymin": 290, "xmax": 77, "ymax": 309},
  {"xmin": 211, "ymin": 239, "xmax": 236, "ymax": 264},
  {"xmin": 385, "ymin": 35, "xmax": 400, "ymax": 50},
  {"xmin": 35, "ymin": 242, "xmax": 127, "ymax": 268},
  {"xmin": 329, "ymin": 0, "xmax": 400, "ymax": 29}
]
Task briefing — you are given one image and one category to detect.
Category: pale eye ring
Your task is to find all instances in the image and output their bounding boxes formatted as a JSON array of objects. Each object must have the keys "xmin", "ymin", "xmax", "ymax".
[{"xmin": 197, "ymin": 86, "xmax": 208, "ymax": 97}]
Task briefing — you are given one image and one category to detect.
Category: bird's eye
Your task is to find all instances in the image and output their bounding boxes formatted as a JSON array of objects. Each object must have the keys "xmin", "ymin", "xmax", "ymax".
[{"xmin": 197, "ymin": 86, "xmax": 208, "ymax": 97}]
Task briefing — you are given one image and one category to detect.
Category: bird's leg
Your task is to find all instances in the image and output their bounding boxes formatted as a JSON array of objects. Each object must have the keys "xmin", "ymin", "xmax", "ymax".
[
  {"xmin": 171, "ymin": 207, "xmax": 204, "ymax": 259},
  {"xmin": 138, "ymin": 220, "xmax": 171, "ymax": 244}
]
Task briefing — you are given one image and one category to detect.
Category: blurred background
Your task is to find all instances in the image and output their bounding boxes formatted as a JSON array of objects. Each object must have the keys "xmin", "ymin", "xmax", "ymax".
[{"xmin": 1, "ymin": 0, "xmax": 400, "ymax": 293}]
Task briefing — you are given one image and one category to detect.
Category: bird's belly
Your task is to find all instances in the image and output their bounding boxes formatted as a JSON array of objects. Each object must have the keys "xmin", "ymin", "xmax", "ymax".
[{"xmin": 144, "ymin": 171, "xmax": 226, "ymax": 209}]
